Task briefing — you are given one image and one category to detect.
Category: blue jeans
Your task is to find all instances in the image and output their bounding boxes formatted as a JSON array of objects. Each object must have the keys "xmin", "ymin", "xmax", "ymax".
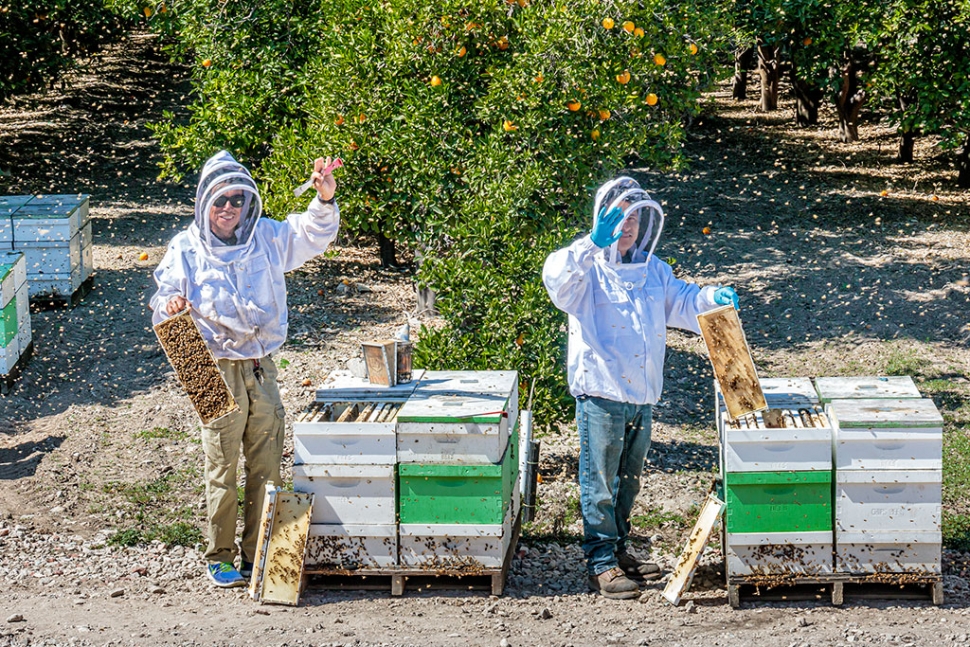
[{"xmin": 576, "ymin": 395, "xmax": 653, "ymax": 576}]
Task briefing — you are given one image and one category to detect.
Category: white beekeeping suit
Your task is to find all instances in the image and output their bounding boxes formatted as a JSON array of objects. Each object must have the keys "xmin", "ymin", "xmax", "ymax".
[
  {"xmin": 150, "ymin": 150, "xmax": 340, "ymax": 359},
  {"xmin": 542, "ymin": 176, "xmax": 720, "ymax": 405}
]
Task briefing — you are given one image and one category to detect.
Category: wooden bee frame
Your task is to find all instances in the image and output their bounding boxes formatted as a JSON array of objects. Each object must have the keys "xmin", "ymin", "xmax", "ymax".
[{"xmin": 697, "ymin": 305, "xmax": 767, "ymax": 420}]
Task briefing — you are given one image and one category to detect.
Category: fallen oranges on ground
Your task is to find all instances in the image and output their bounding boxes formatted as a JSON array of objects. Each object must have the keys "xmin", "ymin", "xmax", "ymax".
[
  {"xmin": 138, "ymin": 252, "xmax": 149, "ymax": 261},
  {"xmin": 702, "ymin": 226, "xmax": 711, "ymax": 235}
]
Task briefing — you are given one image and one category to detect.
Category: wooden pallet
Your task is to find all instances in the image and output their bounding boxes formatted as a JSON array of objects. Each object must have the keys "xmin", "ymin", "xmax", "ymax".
[
  {"xmin": 31, "ymin": 275, "xmax": 94, "ymax": 309},
  {"xmin": 727, "ymin": 573, "xmax": 943, "ymax": 607},
  {"xmin": 1, "ymin": 341, "xmax": 33, "ymax": 395},
  {"xmin": 303, "ymin": 510, "xmax": 521, "ymax": 597}
]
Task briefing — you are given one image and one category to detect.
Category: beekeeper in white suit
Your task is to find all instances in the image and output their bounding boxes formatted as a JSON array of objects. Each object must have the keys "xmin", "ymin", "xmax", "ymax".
[
  {"xmin": 150, "ymin": 150, "xmax": 340, "ymax": 588},
  {"xmin": 542, "ymin": 176, "xmax": 738, "ymax": 599}
]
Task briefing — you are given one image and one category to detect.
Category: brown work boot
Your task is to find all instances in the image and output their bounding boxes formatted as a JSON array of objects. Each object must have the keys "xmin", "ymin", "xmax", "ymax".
[
  {"xmin": 617, "ymin": 552, "xmax": 662, "ymax": 581},
  {"xmin": 588, "ymin": 566, "xmax": 640, "ymax": 599}
]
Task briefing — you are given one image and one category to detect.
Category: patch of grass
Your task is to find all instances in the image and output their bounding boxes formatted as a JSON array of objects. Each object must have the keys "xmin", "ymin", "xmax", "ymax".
[
  {"xmin": 943, "ymin": 512, "xmax": 970, "ymax": 552},
  {"xmin": 135, "ymin": 427, "xmax": 190, "ymax": 441},
  {"xmin": 108, "ymin": 522, "xmax": 203, "ymax": 548},
  {"xmin": 883, "ymin": 348, "xmax": 932, "ymax": 378}
]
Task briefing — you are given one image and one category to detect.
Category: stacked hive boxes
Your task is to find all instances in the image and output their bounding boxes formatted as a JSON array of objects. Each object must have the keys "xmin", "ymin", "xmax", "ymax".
[
  {"xmin": 295, "ymin": 375, "xmax": 419, "ymax": 570},
  {"xmin": 817, "ymin": 377, "xmax": 943, "ymax": 575},
  {"xmin": 294, "ymin": 370, "xmax": 519, "ymax": 571},
  {"xmin": 0, "ymin": 251, "xmax": 31, "ymax": 376},
  {"xmin": 718, "ymin": 378, "xmax": 835, "ymax": 577},
  {"xmin": 396, "ymin": 371, "xmax": 519, "ymax": 569},
  {"xmin": 0, "ymin": 194, "xmax": 93, "ymax": 298}
]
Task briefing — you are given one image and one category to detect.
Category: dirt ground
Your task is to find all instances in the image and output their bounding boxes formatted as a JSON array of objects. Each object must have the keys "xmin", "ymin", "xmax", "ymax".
[{"xmin": 1, "ymin": 32, "xmax": 970, "ymax": 647}]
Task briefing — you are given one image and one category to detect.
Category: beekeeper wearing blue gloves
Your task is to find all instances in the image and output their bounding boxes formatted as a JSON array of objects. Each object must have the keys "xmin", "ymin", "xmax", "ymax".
[
  {"xmin": 150, "ymin": 150, "xmax": 340, "ymax": 588},
  {"xmin": 542, "ymin": 176, "xmax": 738, "ymax": 599}
]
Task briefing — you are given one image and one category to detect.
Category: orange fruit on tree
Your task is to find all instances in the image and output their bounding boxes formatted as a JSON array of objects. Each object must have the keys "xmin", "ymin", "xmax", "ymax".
[
  {"xmin": 634, "ymin": 27, "xmax": 644, "ymax": 38},
  {"xmin": 143, "ymin": 6, "xmax": 153, "ymax": 18},
  {"xmin": 645, "ymin": 93, "xmax": 658, "ymax": 106},
  {"xmin": 602, "ymin": 17, "xmax": 615, "ymax": 29},
  {"xmin": 202, "ymin": 59, "xmax": 212, "ymax": 67},
  {"xmin": 334, "ymin": 114, "xmax": 345, "ymax": 126},
  {"xmin": 430, "ymin": 75, "xmax": 442, "ymax": 86},
  {"xmin": 598, "ymin": 109, "xmax": 611, "ymax": 120},
  {"xmin": 653, "ymin": 53, "xmax": 666, "ymax": 66},
  {"xmin": 497, "ymin": 36, "xmax": 509, "ymax": 50},
  {"xmin": 567, "ymin": 100, "xmax": 582, "ymax": 111},
  {"xmin": 803, "ymin": 37, "xmax": 812, "ymax": 46},
  {"xmin": 534, "ymin": 73, "xmax": 544, "ymax": 83},
  {"xmin": 616, "ymin": 70, "xmax": 631, "ymax": 84},
  {"xmin": 503, "ymin": 120, "xmax": 518, "ymax": 132},
  {"xmin": 689, "ymin": 43, "xmax": 699, "ymax": 55},
  {"xmin": 456, "ymin": 45, "xmax": 467, "ymax": 57},
  {"xmin": 622, "ymin": 21, "xmax": 635, "ymax": 33},
  {"xmin": 349, "ymin": 141, "xmax": 359, "ymax": 151},
  {"xmin": 591, "ymin": 128, "xmax": 600, "ymax": 140},
  {"xmin": 358, "ymin": 113, "xmax": 366, "ymax": 123}
]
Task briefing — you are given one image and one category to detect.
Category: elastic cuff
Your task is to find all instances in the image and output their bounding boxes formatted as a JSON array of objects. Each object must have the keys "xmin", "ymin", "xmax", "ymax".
[{"xmin": 317, "ymin": 194, "xmax": 336, "ymax": 205}]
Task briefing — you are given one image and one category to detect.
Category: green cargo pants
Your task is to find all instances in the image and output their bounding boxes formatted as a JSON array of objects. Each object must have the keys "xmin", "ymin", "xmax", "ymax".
[{"xmin": 201, "ymin": 356, "xmax": 284, "ymax": 565}]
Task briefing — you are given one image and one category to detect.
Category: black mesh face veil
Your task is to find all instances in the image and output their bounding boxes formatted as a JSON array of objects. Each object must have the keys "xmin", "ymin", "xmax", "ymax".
[{"xmin": 195, "ymin": 151, "xmax": 262, "ymax": 252}]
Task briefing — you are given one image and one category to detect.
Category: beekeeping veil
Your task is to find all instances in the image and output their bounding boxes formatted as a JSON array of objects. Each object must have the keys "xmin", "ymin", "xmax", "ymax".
[
  {"xmin": 592, "ymin": 176, "xmax": 664, "ymax": 265},
  {"xmin": 195, "ymin": 150, "xmax": 262, "ymax": 254}
]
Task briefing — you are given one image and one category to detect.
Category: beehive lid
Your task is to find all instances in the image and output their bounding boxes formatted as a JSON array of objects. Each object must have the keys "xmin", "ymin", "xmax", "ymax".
[
  {"xmin": 717, "ymin": 376, "xmax": 818, "ymax": 408},
  {"xmin": 815, "ymin": 376, "xmax": 921, "ymax": 403},
  {"xmin": 314, "ymin": 368, "xmax": 424, "ymax": 401},
  {"xmin": 0, "ymin": 196, "xmax": 31, "ymax": 215},
  {"xmin": 416, "ymin": 370, "xmax": 517, "ymax": 396},
  {"xmin": 28, "ymin": 194, "xmax": 89, "ymax": 207},
  {"xmin": 827, "ymin": 398, "xmax": 943, "ymax": 429},
  {"xmin": 12, "ymin": 203, "xmax": 80, "ymax": 219},
  {"xmin": 397, "ymin": 391, "xmax": 507, "ymax": 424}
]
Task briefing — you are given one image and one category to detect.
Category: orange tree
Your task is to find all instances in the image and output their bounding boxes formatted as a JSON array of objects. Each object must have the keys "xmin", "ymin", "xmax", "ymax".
[
  {"xmin": 865, "ymin": 0, "xmax": 970, "ymax": 185},
  {"xmin": 152, "ymin": 0, "xmax": 733, "ymax": 424},
  {"xmin": 0, "ymin": 0, "xmax": 134, "ymax": 103}
]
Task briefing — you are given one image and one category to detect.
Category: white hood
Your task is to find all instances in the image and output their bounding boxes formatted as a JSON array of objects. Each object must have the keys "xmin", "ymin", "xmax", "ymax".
[
  {"xmin": 194, "ymin": 150, "xmax": 262, "ymax": 255},
  {"xmin": 592, "ymin": 176, "xmax": 664, "ymax": 265}
]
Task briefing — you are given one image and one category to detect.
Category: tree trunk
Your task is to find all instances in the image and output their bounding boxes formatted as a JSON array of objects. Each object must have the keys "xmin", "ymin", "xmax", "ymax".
[
  {"xmin": 412, "ymin": 246, "xmax": 438, "ymax": 317},
  {"xmin": 757, "ymin": 45, "xmax": 779, "ymax": 111},
  {"xmin": 733, "ymin": 47, "xmax": 754, "ymax": 101},
  {"xmin": 377, "ymin": 230, "xmax": 396, "ymax": 268},
  {"xmin": 958, "ymin": 134, "xmax": 970, "ymax": 189},
  {"xmin": 836, "ymin": 49, "xmax": 867, "ymax": 143},
  {"xmin": 790, "ymin": 62, "xmax": 822, "ymax": 126},
  {"xmin": 899, "ymin": 131, "xmax": 915, "ymax": 164}
]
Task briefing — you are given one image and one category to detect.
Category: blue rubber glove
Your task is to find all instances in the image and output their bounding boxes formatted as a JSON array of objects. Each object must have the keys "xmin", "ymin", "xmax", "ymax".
[
  {"xmin": 590, "ymin": 205, "xmax": 626, "ymax": 248},
  {"xmin": 714, "ymin": 286, "xmax": 739, "ymax": 310}
]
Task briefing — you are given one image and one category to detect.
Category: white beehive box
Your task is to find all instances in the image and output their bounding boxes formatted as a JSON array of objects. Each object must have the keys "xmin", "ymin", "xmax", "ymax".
[
  {"xmin": 829, "ymin": 398, "xmax": 943, "ymax": 471},
  {"xmin": 836, "ymin": 530, "xmax": 941, "ymax": 574},
  {"xmin": 21, "ymin": 233, "xmax": 81, "ymax": 275},
  {"xmin": 0, "ymin": 251, "xmax": 27, "ymax": 306},
  {"xmin": 726, "ymin": 531, "xmax": 834, "ymax": 576},
  {"xmin": 835, "ymin": 469, "xmax": 942, "ymax": 533},
  {"xmin": 723, "ymin": 409, "xmax": 832, "ymax": 472},
  {"xmin": 396, "ymin": 393, "xmax": 512, "ymax": 464},
  {"xmin": 416, "ymin": 370, "xmax": 519, "ymax": 432},
  {"xmin": 27, "ymin": 265, "xmax": 83, "ymax": 298},
  {"xmin": 12, "ymin": 201, "xmax": 84, "ymax": 244},
  {"xmin": 304, "ymin": 523, "xmax": 398, "ymax": 569},
  {"xmin": 399, "ymin": 500, "xmax": 514, "ymax": 569},
  {"xmin": 0, "ymin": 333, "xmax": 19, "ymax": 374},
  {"xmin": 815, "ymin": 376, "xmax": 921, "ymax": 404},
  {"xmin": 292, "ymin": 463, "xmax": 396, "ymax": 525},
  {"xmin": 716, "ymin": 378, "xmax": 819, "ymax": 450},
  {"xmin": 293, "ymin": 401, "xmax": 398, "ymax": 465}
]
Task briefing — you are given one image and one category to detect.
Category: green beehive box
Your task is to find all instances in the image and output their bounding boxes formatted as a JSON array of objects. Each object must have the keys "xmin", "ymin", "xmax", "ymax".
[
  {"xmin": 398, "ymin": 428, "xmax": 518, "ymax": 525},
  {"xmin": 725, "ymin": 470, "xmax": 832, "ymax": 534},
  {"xmin": 1, "ymin": 298, "xmax": 17, "ymax": 346}
]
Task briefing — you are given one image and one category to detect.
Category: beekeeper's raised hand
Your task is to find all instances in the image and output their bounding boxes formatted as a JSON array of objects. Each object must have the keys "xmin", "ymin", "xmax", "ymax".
[
  {"xmin": 166, "ymin": 295, "xmax": 190, "ymax": 316},
  {"xmin": 313, "ymin": 156, "xmax": 337, "ymax": 202},
  {"xmin": 714, "ymin": 286, "xmax": 740, "ymax": 310},
  {"xmin": 590, "ymin": 205, "xmax": 625, "ymax": 248}
]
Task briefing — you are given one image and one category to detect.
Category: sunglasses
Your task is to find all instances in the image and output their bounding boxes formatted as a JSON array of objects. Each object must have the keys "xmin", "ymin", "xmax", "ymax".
[{"xmin": 213, "ymin": 194, "xmax": 245, "ymax": 208}]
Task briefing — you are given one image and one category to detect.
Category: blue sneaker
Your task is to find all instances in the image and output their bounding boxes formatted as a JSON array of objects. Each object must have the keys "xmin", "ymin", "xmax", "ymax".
[
  {"xmin": 207, "ymin": 562, "xmax": 246, "ymax": 588},
  {"xmin": 239, "ymin": 561, "xmax": 254, "ymax": 579}
]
